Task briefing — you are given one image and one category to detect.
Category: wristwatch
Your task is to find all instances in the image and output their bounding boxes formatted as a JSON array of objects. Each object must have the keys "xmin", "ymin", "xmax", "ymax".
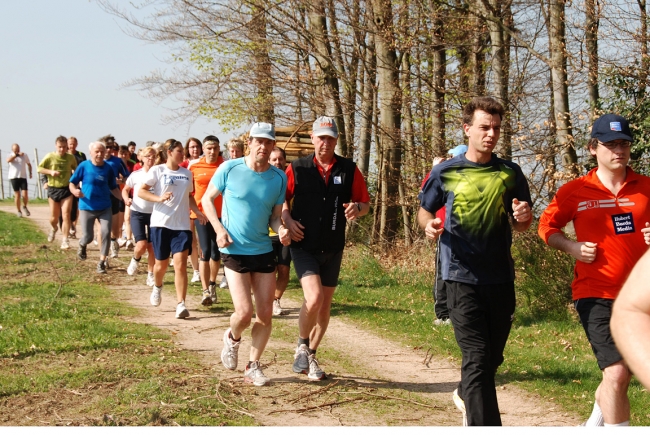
[{"xmin": 356, "ymin": 203, "xmax": 361, "ymax": 212}]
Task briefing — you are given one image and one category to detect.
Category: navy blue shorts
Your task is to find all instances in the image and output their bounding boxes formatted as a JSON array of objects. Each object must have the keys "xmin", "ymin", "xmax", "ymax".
[
  {"xmin": 130, "ymin": 210, "xmax": 151, "ymax": 243},
  {"xmin": 222, "ymin": 251, "xmax": 276, "ymax": 274},
  {"xmin": 290, "ymin": 248, "xmax": 343, "ymax": 287},
  {"xmin": 150, "ymin": 227, "xmax": 193, "ymax": 260},
  {"xmin": 195, "ymin": 219, "xmax": 221, "ymax": 262},
  {"xmin": 574, "ymin": 298, "xmax": 622, "ymax": 370}
]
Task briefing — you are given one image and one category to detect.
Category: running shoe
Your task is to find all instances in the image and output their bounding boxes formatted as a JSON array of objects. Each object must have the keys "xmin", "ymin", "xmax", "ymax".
[
  {"xmin": 150, "ymin": 285, "xmax": 162, "ymax": 306},
  {"xmin": 434, "ymin": 318, "xmax": 452, "ymax": 326},
  {"xmin": 77, "ymin": 244, "xmax": 87, "ymax": 261},
  {"xmin": 273, "ymin": 299, "xmax": 284, "ymax": 316},
  {"xmin": 127, "ymin": 257, "xmax": 139, "ymax": 276},
  {"xmin": 68, "ymin": 229, "xmax": 76, "ymax": 239},
  {"xmin": 175, "ymin": 301, "xmax": 189, "ymax": 319},
  {"xmin": 453, "ymin": 388, "xmax": 468, "ymax": 426},
  {"xmin": 219, "ymin": 276, "xmax": 228, "ymax": 289},
  {"xmin": 146, "ymin": 272, "xmax": 155, "ymax": 287},
  {"xmin": 47, "ymin": 229, "xmax": 57, "ymax": 243},
  {"xmin": 96, "ymin": 260, "xmax": 107, "ymax": 274},
  {"xmin": 292, "ymin": 344, "xmax": 310, "ymax": 374},
  {"xmin": 221, "ymin": 328, "xmax": 240, "ymax": 370},
  {"xmin": 201, "ymin": 289, "xmax": 213, "ymax": 306},
  {"xmin": 244, "ymin": 361, "xmax": 270, "ymax": 386},
  {"xmin": 125, "ymin": 239, "xmax": 134, "ymax": 250},
  {"xmin": 22, "ymin": 206, "xmax": 30, "ymax": 216},
  {"xmin": 191, "ymin": 270, "xmax": 201, "ymax": 283},
  {"xmin": 60, "ymin": 239, "xmax": 70, "ymax": 250},
  {"xmin": 93, "ymin": 239, "xmax": 98, "ymax": 246},
  {"xmin": 307, "ymin": 354, "xmax": 327, "ymax": 381},
  {"xmin": 209, "ymin": 283, "xmax": 217, "ymax": 304},
  {"xmin": 16, "ymin": 210, "xmax": 22, "ymax": 218},
  {"xmin": 110, "ymin": 240, "xmax": 119, "ymax": 258},
  {"xmin": 117, "ymin": 237, "xmax": 127, "ymax": 248}
]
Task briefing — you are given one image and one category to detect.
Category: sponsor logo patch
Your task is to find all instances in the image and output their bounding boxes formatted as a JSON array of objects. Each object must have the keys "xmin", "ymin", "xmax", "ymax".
[
  {"xmin": 612, "ymin": 212, "xmax": 635, "ymax": 235},
  {"xmin": 610, "ymin": 122, "xmax": 622, "ymax": 131}
]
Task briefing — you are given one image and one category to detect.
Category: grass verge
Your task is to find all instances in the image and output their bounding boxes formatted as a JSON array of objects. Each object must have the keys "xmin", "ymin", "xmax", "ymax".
[
  {"xmin": 332, "ymin": 243, "xmax": 650, "ymax": 426},
  {"xmin": 0, "ymin": 211, "xmax": 253, "ymax": 426}
]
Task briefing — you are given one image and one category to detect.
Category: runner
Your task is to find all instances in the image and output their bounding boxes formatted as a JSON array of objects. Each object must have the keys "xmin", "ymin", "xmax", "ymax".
[
  {"xmin": 189, "ymin": 135, "xmax": 224, "ymax": 306},
  {"xmin": 69, "ymin": 141, "xmax": 121, "ymax": 273},
  {"xmin": 38, "ymin": 135, "xmax": 77, "ymax": 250},
  {"xmin": 6, "ymin": 143, "xmax": 32, "ymax": 217},
  {"xmin": 418, "ymin": 97, "xmax": 533, "ymax": 426},
  {"xmin": 138, "ymin": 140, "xmax": 207, "ymax": 320},
  {"xmin": 67, "ymin": 136, "xmax": 86, "ymax": 239},
  {"xmin": 282, "ymin": 116, "xmax": 370, "ymax": 381},
  {"xmin": 123, "ymin": 146, "xmax": 157, "ymax": 286},
  {"xmin": 219, "ymin": 138, "xmax": 247, "ymax": 290},
  {"xmin": 539, "ymin": 113, "xmax": 650, "ymax": 427},
  {"xmin": 100, "ymin": 135, "xmax": 130, "ymax": 258},
  {"xmin": 118, "ymin": 145, "xmax": 135, "ymax": 248},
  {"xmin": 268, "ymin": 146, "xmax": 292, "ymax": 316},
  {"xmin": 183, "ymin": 137, "xmax": 203, "ymax": 284},
  {"xmin": 202, "ymin": 122, "xmax": 289, "ymax": 386}
]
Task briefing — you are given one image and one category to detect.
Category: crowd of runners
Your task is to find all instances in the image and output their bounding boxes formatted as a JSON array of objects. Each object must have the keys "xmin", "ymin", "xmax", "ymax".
[{"xmin": 5, "ymin": 96, "xmax": 650, "ymax": 426}]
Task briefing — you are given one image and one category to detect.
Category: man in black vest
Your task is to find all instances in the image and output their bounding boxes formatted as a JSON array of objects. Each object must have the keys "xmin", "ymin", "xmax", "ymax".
[{"xmin": 282, "ymin": 116, "xmax": 370, "ymax": 381}]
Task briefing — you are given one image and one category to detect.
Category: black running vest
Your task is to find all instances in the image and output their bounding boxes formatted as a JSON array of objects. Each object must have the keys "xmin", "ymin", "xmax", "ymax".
[{"xmin": 290, "ymin": 153, "xmax": 356, "ymax": 254}]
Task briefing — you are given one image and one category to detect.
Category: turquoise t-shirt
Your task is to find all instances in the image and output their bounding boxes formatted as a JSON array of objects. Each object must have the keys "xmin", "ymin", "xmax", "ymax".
[{"xmin": 211, "ymin": 158, "xmax": 287, "ymax": 255}]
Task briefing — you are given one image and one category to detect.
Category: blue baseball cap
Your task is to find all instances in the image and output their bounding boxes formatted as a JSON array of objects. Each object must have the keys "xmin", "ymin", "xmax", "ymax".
[
  {"xmin": 448, "ymin": 145, "xmax": 468, "ymax": 157},
  {"xmin": 591, "ymin": 114, "xmax": 633, "ymax": 143},
  {"xmin": 249, "ymin": 122, "xmax": 276, "ymax": 141}
]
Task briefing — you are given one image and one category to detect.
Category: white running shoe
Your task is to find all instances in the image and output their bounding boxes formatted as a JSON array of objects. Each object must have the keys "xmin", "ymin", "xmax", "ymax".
[
  {"xmin": 434, "ymin": 318, "xmax": 452, "ymax": 326},
  {"xmin": 117, "ymin": 237, "xmax": 127, "ymax": 248},
  {"xmin": 127, "ymin": 257, "xmax": 139, "ymax": 276},
  {"xmin": 16, "ymin": 210, "xmax": 22, "ymax": 218},
  {"xmin": 273, "ymin": 299, "xmax": 284, "ymax": 316},
  {"xmin": 221, "ymin": 328, "xmax": 240, "ymax": 370},
  {"xmin": 219, "ymin": 276, "xmax": 228, "ymax": 289},
  {"xmin": 93, "ymin": 239, "xmax": 98, "ymax": 246},
  {"xmin": 209, "ymin": 283, "xmax": 217, "ymax": 304},
  {"xmin": 191, "ymin": 270, "xmax": 201, "ymax": 283},
  {"xmin": 60, "ymin": 239, "xmax": 70, "ymax": 250},
  {"xmin": 47, "ymin": 229, "xmax": 57, "ymax": 243},
  {"xmin": 175, "ymin": 301, "xmax": 189, "ymax": 319},
  {"xmin": 146, "ymin": 272, "xmax": 155, "ymax": 287},
  {"xmin": 244, "ymin": 361, "xmax": 270, "ymax": 386},
  {"xmin": 292, "ymin": 344, "xmax": 310, "ymax": 374},
  {"xmin": 307, "ymin": 354, "xmax": 327, "ymax": 381},
  {"xmin": 125, "ymin": 239, "xmax": 134, "ymax": 250},
  {"xmin": 453, "ymin": 389, "xmax": 468, "ymax": 426},
  {"xmin": 150, "ymin": 285, "xmax": 162, "ymax": 306},
  {"xmin": 201, "ymin": 289, "xmax": 213, "ymax": 306},
  {"xmin": 22, "ymin": 206, "xmax": 30, "ymax": 216},
  {"xmin": 110, "ymin": 240, "xmax": 119, "ymax": 258}
]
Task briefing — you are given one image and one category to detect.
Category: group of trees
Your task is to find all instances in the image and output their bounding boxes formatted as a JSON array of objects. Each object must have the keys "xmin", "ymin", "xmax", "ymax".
[{"xmin": 100, "ymin": 0, "xmax": 650, "ymax": 248}]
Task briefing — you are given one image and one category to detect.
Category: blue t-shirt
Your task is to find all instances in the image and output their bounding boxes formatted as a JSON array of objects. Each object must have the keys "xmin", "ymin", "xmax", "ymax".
[
  {"xmin": 420, "ymin": 152, "xmax": 532, "ymax": 285},
  {"xmin": 104, "ymin": 155, "xmax": 129, "ymax": 181},
  {"xmin": 69, "ymin": 161, "xmax": 118, "ymax": 211},
  {"xmin": 211, "ymin": 158, "xmax": 287, "ymax": 255}
]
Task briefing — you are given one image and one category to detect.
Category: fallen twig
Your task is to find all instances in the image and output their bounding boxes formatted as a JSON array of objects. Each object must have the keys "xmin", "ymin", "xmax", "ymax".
[
  {"xmin": 215, "ymin": 381, "xmax": 255, "ymax": 418},
  {"xmin": 268, "ymin": 396, "xmax": 365, "ymax": 414},
  {"xmin": 288, "ymin": 380, "xmax": 340, "ymax": 404}
]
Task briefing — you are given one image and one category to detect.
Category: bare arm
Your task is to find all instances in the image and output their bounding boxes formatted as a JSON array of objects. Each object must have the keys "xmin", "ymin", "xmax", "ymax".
[
  {"xmin": 138, "ymin": 183, "xmax": 171, "ymax": 203},
  {"xmin": 189, "ymin": 195, "xmax": 206, "ymax": 225},
  {"xmin": 547, "ymin": 232, "xmax": 598, "ymax": 263},
  {"xmin": 270, "ymin": 204, "xmax": 290, "ymax": 246},
  {"xmin": 611, "ymin": 249, "xmax": 650, "ymax": 390},
  {"xmin": 417, "ymin": 207, "xmax": 443, "ymax": 241},
  {"xmin": 343, "ymin": 201, "xmax": 370, "ymax": 220},
  {"xmin": 69, "ymin": 182, "xmax": 84, "ymax": 198},
  {"xmin": 201, "ymin": 182, "xmax": 232, "ymax": 248},
  {"xmin": 122, "ymin": 183, "xmax": 132, "ymax": 206},
  {"xmin": 282, "ymin": 200, "xmax": 305, "ymax": 242}
]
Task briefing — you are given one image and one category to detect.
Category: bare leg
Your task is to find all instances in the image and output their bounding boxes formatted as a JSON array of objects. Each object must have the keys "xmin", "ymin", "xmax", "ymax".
[
  {"xmin": 48, "ymin": 198, "xmax": 62, "ymax": 231},
  {"xmin": 308, "ymin": 285, "xmax": 336, "ymax": 350},
  {"xmin": 298, "ymin": 274, "xmax": 325, "ymax": 341},
  {"xmin": 22, "ymin": 189, "xmax": 28, "ymax": 208},
  {"xmin": 225, "ymin": 268, "xmax": 254, "ymax": 339},
  {"xmin": 172, "ymin": 250, "xmax": 189, "ymax": 303},
  {"xmin": 190, "ymin": 221, "xmax": 199, "ymax": 274},
  {"xmin": 249, "ymin": 272, "xmax": 276, "ymax": 361},
  {"xmin": 60, "ymin": 195, "xmax": 73, "ymax": 239},
  {"xmin": 597, "ymin": 362, "xmax": 632, "ymax": 424},
  {"xmin": 274, "ymin": 264, "xmax": 290, "ymax": 299},
  {"xmin": 154, "ymin": 257, "xmax": 169, "ymax": 287},
  {"xmin": 14, "ymin": 191, "xmax": 20, "ymax": 213}
]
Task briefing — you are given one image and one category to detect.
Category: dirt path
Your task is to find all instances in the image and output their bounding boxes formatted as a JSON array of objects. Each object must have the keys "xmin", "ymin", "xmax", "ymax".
[{"xmin": 4, "ymin": 204, "xmax": 581, "ymax": 426}]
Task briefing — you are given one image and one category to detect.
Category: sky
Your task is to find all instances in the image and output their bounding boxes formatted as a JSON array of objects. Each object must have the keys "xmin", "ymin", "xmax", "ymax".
[{"xmin": 0, "ymin": 0, "xmax": 238, "ymax": 198}]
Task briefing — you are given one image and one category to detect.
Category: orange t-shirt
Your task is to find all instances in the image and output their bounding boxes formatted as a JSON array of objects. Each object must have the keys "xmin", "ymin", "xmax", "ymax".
[
  {"xmin": 538, "ymin": 167, "xmax": 650, "ymax": 300},
  {"xmin": 189, "ymin": 156, "xmax": 224, "ymax": 219}
]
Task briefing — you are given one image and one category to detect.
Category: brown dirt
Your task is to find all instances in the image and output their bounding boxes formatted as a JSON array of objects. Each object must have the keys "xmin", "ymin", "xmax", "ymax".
[{"xmin": 1, "ymin": 204, "xmax": 581, "ymax": 426}]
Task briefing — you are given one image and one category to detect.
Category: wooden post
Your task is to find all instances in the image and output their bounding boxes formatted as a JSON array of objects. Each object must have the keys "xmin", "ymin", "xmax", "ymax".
[
  {"xmin": 0, "ymin": 150, "xmax": 4, "ymax": 200},
  {"xmin": 34, "ymin": 148, "xmax": 42, "ymax": 199}
]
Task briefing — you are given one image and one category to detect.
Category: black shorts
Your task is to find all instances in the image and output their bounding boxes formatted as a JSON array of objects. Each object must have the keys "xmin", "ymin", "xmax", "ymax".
[
  {"xmin": 48, "ymin": 186, "xmax": 72, "ymax": 202},
  {"xmin": 130, "ymin": 210, "xmax": 151, "ymax": 243},
  {"xmin": 150, "ymin": 227, "xmax": 192, "ymax": 260},
  {"xmin": 271, "ymin": 235, "xmax": 291, "ymax": 267},
  {"xmin": 195, "ymin": 219, "xmax": 221, "ymax": 262},
  {"xmin": 10, "ymin": 178, "xmax": 27, "ymax": 192},
  {"xmin": 290, "ymin": 248, "xmax": 343, "ymax": 287},
  {"xmin": 222, "ymin": 251, "xmax": 276, "ymax": 274},
  {"xmin": 110, "ymin": 195, "xmax": 125, "ymax": 215},
  {"xmin": 574, "ymin": 298, "xmax": 622, "ymax": 370}
]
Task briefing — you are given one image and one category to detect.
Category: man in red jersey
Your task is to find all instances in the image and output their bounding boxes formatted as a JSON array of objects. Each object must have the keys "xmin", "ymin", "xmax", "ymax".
[{"xmin": 539, "ymin": 114, "xmax": 650, "ymax": 427}]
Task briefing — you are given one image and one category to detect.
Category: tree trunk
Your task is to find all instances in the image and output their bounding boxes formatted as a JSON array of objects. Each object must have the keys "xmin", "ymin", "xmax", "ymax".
[
  {"xmin": 371, "ymin": 0, "xmax": 402, "ymax": 246},
  {"xmin": 431, "ymin": 9, "xmax": 446, "ymax": 158},
  {"xmin": 585, "ymin": 0, "xmax": 600, "ymax": 118},
  {"xmin": 638, "ymin": 0, "xmax": 648, "ymax": 100},
  {"xmin": 358, "ymin": 33, "xmax": 376, "ymax": 178},
  {"xmin": 250, "ymin": 2, "xmax": 274, "ymax": 122}
]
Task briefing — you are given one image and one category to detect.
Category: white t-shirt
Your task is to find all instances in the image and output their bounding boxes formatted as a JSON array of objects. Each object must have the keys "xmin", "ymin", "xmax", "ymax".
[
  {"xmin": 8, "ymin": 153, "xmax": 30, "ymax": 179},
  {"xmin": 125, "ymin": 168, "xmax": 155, "ymax": 214},
  {"xmin": 142, "ymin": 164, "xmax": 194, "ymax": 230}
]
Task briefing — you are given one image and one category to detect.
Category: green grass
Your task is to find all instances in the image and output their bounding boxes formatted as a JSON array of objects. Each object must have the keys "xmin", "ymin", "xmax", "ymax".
[
  {"xmin": 332, "ymin": 244, "xmax": 650, "ymax": 426},
  {"xmin": 0, "ymin": 211, "xmax": 253, "ymax": 426}
]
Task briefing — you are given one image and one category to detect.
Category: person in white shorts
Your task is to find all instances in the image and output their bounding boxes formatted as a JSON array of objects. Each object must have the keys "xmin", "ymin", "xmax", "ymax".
[{"xmin": 138, "ymin": 140, "xmax": 207, "ymax": 319}]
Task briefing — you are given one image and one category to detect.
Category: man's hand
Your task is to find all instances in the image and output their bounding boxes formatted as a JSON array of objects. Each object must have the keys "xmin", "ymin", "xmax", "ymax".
[
  {"xmin": 279, "ymin": 225, "xmax": 291, "ymax": 246},
  {"xmin": 642, "ymin": 222, "xmax": 650, "ymax": 246},
  {"xmin": 343, "ymin": 202, "xmax": 360, "ymax": 220},
  {"xmin": 195, "ymin": 210, "xmax": 207, "ymax": 225},
  {"xmin": 424, "ymin": 217, "xmax": 443, "ymax": 240},
  {"xmin": 284, "ymin": 216, "xmax": 305, "ymax": 242},
  {"xmin": 571, "ymin": 241, "xmax": 598, "ymax": 263},
  {"xmin": 512, "ymin": 198, "xmax": 531, "ymax": 223},
  {"xmin": 124, "ymin": 198, "xmax": 133, "ymax": 207},
  {"xmin": 216, "ymin": 228, "xmax": 233, "ymax": 248},
  {"xmin": 51, "ymin": 170, "xmax": 60, "ymax": 177},
  {"xmin": 72, "ymin": 188, "xmax": 84, "ymax": 199}
]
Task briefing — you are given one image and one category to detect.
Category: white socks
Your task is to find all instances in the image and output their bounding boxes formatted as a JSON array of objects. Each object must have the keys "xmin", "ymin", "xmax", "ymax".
[{"xmin": 585, "ymin": 401, "xmax": 604, "ymax": 426}]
